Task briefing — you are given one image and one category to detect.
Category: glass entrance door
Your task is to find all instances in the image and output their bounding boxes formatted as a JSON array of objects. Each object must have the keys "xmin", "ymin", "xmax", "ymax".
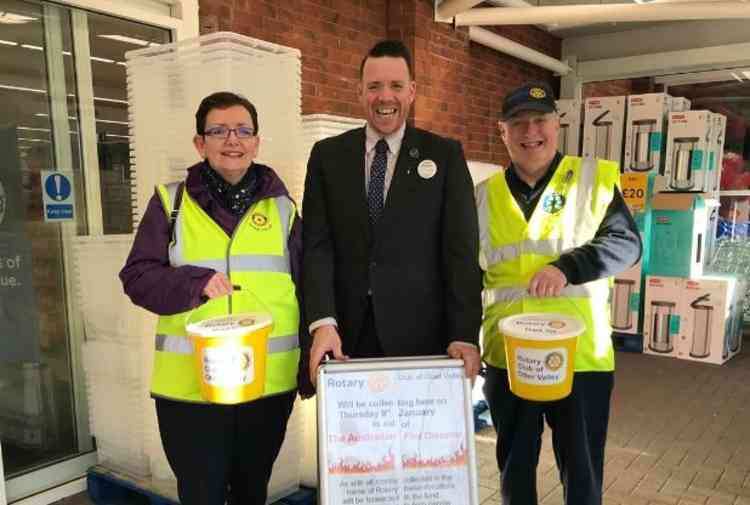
[
  {"xmin": 0, "ymin": 0, "xmax": 87, "ymax": 480},
  {"xmin": 0, "ymin": 0, "xmax": 169, "ymax": 499}
]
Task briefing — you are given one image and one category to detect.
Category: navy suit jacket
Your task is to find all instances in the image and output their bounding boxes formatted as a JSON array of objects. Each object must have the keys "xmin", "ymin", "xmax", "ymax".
[{"xmin": 302, "ymin": 124, "xmax": 482, "ymax": 361}]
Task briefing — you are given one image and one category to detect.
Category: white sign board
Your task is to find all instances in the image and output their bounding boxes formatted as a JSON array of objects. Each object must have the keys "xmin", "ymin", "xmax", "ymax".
[
  {"xmin": 317, "ymin": 358, "xmax": 478, "ymax": 505},
  {"xmin": 41, "ymin": 170, "xmax": 75, "ymax": 222}
]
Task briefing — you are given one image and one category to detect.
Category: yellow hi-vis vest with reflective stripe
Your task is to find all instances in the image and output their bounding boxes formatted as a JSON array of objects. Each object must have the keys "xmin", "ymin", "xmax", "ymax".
[
  {"xmin": 151, "ymin": 182, "xmax": 300, "ymax": 402},
  {"xmin": 476, "ymin": 156, "xmax": 619, "ymax": 372}
]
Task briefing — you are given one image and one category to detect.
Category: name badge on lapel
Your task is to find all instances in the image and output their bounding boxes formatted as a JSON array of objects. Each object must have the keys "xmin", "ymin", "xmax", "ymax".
[{"xmin": 417, "ymin": 159, "xmax": 437, "ymax": 179}]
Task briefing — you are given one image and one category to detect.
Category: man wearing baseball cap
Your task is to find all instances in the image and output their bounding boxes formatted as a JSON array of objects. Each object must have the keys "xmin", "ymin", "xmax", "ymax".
[{"xmin": 475, "ymin": 82, "xmax": 641, "ymax": 505}]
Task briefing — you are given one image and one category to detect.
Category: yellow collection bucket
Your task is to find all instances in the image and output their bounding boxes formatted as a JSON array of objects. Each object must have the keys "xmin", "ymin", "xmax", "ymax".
[
  {"xmin": 186, "ymin": 313, "xmax": 273, "ymax": 404},
  {"xmin": 500, "ymin": 313, "xmax": 585, "ymax": 402}
]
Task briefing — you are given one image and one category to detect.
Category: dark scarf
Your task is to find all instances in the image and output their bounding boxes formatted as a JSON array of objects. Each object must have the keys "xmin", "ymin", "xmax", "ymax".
[{"xmin": 201, "ymin": 163, "xmax": 259, "ymax": 216}]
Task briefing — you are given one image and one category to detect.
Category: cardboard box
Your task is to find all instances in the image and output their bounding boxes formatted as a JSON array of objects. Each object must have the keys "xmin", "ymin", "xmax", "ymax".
[
  {"xmin": 556, "ymin": 99, "xmax": 582, "ymax": 156},
  {"xmin": 676, "ymin": 275, "xmax": 744, "ymax": 364},
  {"xmin": 611, "ymin": 172, "xmax": 657, "ymax": 336},
  {"xmin": 583, "ymin": 96, "xmax": 626, "ymax": 169},
  {"xmin": 670, "ymin": 96, "xmax": 692, "ymax": 112},
  {"xmin": 624, "ymin": 93, "xmax": 671, "ymax": 175},
  {"xmin": 642, "ymin": 276, "xmax": 683, "ymax": 358},
  {"xmin": 663, "ymin": 110, "xmax": 713, "ymax": 192},
  {"xmin": 649, "ymin": 193, "xmax": 708, "ymax": 278}
]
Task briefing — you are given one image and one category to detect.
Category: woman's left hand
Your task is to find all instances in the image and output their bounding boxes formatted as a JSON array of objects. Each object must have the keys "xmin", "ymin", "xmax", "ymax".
[{"xmin": 202, "ymin": 272, "xmax": 233, "ymax": 299}]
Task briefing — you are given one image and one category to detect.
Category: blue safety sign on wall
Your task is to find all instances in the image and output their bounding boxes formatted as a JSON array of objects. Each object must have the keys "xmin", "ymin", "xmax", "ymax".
[{"xmin": 41, "ymin": 170, "xmax": 76, "ymax": 222}]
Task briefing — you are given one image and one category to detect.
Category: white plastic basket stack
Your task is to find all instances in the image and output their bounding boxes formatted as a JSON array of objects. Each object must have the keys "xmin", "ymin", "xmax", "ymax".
[
  {"xmin": 467, "ymin": 160, "xmax": 502, "ymax": 186},
  {"xmin": 300, "ymin": 115, "xmax": 365, "ymax": 201},
  {"xmin": 125, "ymin": 32, "xmax": 305, "ymax": 496},
  {"xmin": 127, "ymin": 31, "xmax": 304, "ymax": 226},
  {"xmin": 73, "ymin": 234, "xmax": 156, "ymax": 477}
]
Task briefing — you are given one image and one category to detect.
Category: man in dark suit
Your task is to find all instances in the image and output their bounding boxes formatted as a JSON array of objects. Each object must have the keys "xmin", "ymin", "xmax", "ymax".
[{"xmin": 302, "ymin": 40, "xmax": 482, "ymax": 391}]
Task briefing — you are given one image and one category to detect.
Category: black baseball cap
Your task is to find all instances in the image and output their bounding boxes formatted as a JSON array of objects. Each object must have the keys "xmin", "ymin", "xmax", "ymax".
[{"xmin": 501, "ymin": 81, "xmax": 557, "ymax": 120}]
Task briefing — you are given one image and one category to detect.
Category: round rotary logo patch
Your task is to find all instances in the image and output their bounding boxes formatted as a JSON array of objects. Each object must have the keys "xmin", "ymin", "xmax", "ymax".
[
  {"xmin": 250, "ymin": 212, "xmax": 271, "ymax": 230},
  {"xmin": 545, "ymin": 351, "xmax": 564, "ymax": 371},
  {"xmin": 542, "ymin": 192, "xmax": 565, "ymax": 214},
  {"xmin": 529, "ymin": 87, "xmax": 546, "ymax": 99}
]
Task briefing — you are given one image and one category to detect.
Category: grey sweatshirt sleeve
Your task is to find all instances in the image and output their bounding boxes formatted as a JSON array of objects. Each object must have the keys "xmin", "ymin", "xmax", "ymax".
[{"xmin": 551, "ymin": 187, "xmax": 642, "ymax": 285}]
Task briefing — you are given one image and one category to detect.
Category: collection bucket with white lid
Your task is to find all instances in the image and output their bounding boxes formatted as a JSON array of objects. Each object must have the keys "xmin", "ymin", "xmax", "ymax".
[
  {"xmin": 186, "ymin": 312, "xmax": 273, "ymax": 404},
  {"xmin": 500, "ymin": 312, "xmax": 585, "ymax": 401}
]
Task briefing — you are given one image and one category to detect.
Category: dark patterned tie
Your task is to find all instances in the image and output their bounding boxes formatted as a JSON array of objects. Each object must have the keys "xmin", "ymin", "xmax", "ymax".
[{"xmin": 368, "ymin": 139, "xmax": 388, "ymax": 225}]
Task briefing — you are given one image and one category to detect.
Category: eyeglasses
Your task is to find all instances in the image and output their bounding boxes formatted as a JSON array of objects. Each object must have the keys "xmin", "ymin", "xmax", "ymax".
[{"xmin": 203, "ymin": 126, "xmax": 256, "ymax": 139}]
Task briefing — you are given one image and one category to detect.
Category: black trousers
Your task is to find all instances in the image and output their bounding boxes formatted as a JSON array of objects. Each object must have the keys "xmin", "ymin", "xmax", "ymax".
[
  {"xmin": 155, "ymin": 391, "xmax": 295, "ymax": 505},
  {"xmin": 483, "ymin": 366, "xmax": 613, "ymax": 505}
]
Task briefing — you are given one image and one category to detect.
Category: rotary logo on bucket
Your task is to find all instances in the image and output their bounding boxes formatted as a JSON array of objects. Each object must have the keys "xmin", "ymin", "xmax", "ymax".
[
  {"xmin": 500, "ymin": 313, "xmax": 585, "ymax": 401},
  {"xmin": 186, "ymin": 313, "xmax": 273, "ymax": 404}
]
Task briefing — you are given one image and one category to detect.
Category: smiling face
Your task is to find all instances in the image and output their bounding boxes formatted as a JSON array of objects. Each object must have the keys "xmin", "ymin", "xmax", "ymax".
[
  {"xmin": 193, "ymin": 105, "xmax": 259, "ymax": 185},
  {"xmin": 359, "ymin": 56, "xmax": 415, "ymax": 137},
  {"xmin": 499, "ymin": 110, "xmax": 560, "ymax": 184}
]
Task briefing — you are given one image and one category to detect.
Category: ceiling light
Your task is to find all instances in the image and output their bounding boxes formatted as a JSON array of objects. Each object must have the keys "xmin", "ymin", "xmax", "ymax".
[
  {"xmin": 34, "ymin": 113, "xmax": 128, "ymax": 125},
  {"xmin": 105, "ymin": 134, "xmax": 131, "ymax": 139},
  {"xmin": 0, "ymin": 83, "xmax": 45, "ymax": 93},
  {"xmin": 98, "ymin": 34, "xmax": 160, "ymax": 47},
  {"xmin": 0, "ymin": 12, "xmax": 38, "ymax": 24},
  {"xmin": 94, "ymin": 96, "xmax": 128, "ymax": 104},
  {"xmin": 17, "ymin": 126, "xmax": 50, "ymax": 132},
  {"xmin": 730, "ymin": 72, "xmax": 744, "ymax": 83},
  {"xmin": 0, "ymin": 38, "xmax": 18, "ymax": 46},
  {"xmin": 90, "ymin": 56, "xmax": 114, "ymax": 64},
  {"xmin": 35, "ymin": 113, "xmax": 78, "ymax": 120},
  {"xmin": 96, "ymin": 118, "xmax": 129, "ymax": 125},
  {"xmin": 17, "ymin": 137, "xmax": 50, "ymax": 143},
  {"xmin": 20, "ymin": 43, "xmax": 42, "ymax": 51}
]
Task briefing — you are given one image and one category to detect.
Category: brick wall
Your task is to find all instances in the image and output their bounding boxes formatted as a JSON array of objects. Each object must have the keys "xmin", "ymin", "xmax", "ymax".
[
  {"xmin": 583, "ymin": 78, "xmax": 653, "ymax": 98},
  {"xmin": 198, "ymin": 0, "xmax": 563, "ymax": 165},
  {"xmin": 411, "ymin": 1, "xmax": 561, "ymax": 164},
  {"xmin": 199, "ymin": 0, "xmax": 387, "ymax": 118}
]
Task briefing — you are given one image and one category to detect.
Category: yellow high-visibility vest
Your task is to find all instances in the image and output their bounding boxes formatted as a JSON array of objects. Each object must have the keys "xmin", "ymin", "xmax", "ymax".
[
  {"xmin": 150, "ymin": 182, "xmax": 300, "ymax": 402},
  {"xmin": 476, "ymin": 156, "xmax": 619, "ymax": 371}
]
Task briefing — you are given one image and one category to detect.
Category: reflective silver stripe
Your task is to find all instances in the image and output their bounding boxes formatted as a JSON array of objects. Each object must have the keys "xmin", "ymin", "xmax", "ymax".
[
  {"xmin": 186, "ymin": 258, "xmax": 228, "ymax": 272},
  {"xmin": 573, "ymin": 157, "xmax": 599, "ymax": 241},
  {"xmin": 155, "ymin": 333, "xmax": 193, "ymax": 354},
  {"xmin": 169, "ymin": 182, "xmax": 186, "ymax": 267},
  {"xmin": 267, "ymin": 333, "xmax": 299, "ymax": 353},
  {"xmin": 475, "ymin": 182, "xmax": 490, "ymax": 271},
  {"xmin": 164, "ymin": 181, "xmax": 180, "ymax": 213},
  {"xmin": 483, "ymin": 283, "xmax": 600, "ymax": 306},
  {"xmin": 485, "ymin": 238, "xmax": 568, "ymax": 266},
  {"xmin": 229, "ymin": 254, "xmax": 290, "ymax": 273},
  {"xmin": 275, "ymin": 196, "xmax": 293, "ymax": 241},
  {"xmin": 155, "ymin": 333, "xmax": 299, "ymax": 354}
]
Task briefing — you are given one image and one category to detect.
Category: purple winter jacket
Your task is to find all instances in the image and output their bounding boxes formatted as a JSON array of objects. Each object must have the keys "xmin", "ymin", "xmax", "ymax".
[{"xmin": 119, "ymin": 161, "xmax": 313, "ymax": 395}]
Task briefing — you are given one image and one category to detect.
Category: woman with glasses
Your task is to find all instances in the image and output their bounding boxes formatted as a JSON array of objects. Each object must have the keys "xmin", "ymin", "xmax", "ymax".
[{"xmin": 120, "ymin": 91, "xmax": 307, "ymax": 505}]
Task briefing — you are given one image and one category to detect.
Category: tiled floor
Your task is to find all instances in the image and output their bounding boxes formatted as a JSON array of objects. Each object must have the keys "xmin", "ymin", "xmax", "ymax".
[
  {"xmin": 56, "ymin": 349, "xmax": 750, "ymax": 505},
  {"xmin": 475, "ymin": 350, "xmax": 750, "ymax": 505}
]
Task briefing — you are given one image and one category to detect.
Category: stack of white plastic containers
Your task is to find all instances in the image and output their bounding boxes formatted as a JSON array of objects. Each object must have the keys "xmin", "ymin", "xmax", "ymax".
[
  {"xmin": 77, "ymin": 32, "xmax": 306, "ymax": 500},
  {"xmin": 300, "ymin": 114, "xmax": 365, "ymax": 204},
  {"xmin": 74, "ymin": 235, "xmax": 156, "ymax": 477},
  {"xmin": 128, "ymin": 32, "xmax": 305, "ymax": 225}
]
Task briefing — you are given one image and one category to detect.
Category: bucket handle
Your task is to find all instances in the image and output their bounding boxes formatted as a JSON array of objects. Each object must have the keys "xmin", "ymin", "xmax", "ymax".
[
  {"xmin": 184, "ymin": 283, "xmax": 273, "ymax": 329},
  {"xmin": 495, "ymin": 285, "xmax": 594, "ymax": 331}
]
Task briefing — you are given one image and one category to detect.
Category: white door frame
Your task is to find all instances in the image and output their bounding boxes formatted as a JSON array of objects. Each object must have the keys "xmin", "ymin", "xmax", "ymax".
[{"xmin": 3, "ymin": 1, "xmax": 198, "ymax": 502}]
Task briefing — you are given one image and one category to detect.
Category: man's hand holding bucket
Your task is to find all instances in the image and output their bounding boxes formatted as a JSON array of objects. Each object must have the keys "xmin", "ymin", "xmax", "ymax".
[{"xmin": 528, "ymin": 265, "xmax": 567, "ymax": 298}]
